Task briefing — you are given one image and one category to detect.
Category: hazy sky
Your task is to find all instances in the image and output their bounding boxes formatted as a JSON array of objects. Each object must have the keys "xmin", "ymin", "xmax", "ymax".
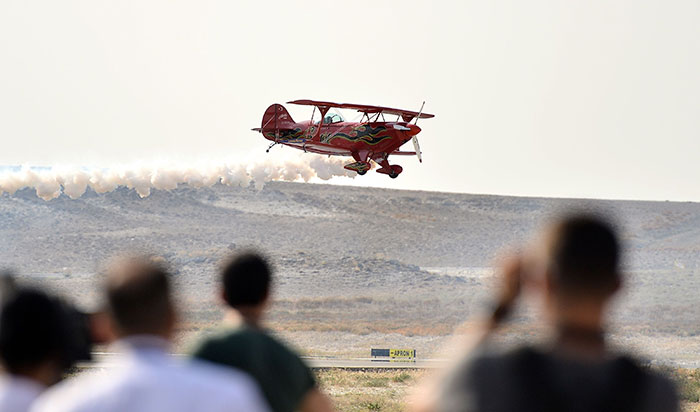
[{"xmin": 1, "ymin": 1, "xmax": 698, "ymax": 201}]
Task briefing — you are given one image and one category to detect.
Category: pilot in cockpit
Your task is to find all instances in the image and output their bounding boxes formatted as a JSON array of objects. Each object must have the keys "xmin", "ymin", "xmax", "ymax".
[{"xmin": 316, "ymin": 111, "xmax": 344, "ymax": 125}]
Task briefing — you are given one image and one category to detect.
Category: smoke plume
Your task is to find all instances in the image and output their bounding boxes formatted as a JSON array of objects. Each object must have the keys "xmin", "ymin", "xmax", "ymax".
[{"xmin": 0, "ymin": 153, "xmax": 357, "ymax": 201}]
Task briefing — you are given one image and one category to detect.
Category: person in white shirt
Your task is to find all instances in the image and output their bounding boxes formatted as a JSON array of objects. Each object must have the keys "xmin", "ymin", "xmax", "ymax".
[
  {"xmin": 0, "ymin": 374, "xmax": 45, "ymax": 412},
  {"xmin": 32, "ymin": 256, "xmax": 270, "ymax": 412},
  {"xmin": 0, "ymin": 286, "xmax": 80, "ymax": 412}
]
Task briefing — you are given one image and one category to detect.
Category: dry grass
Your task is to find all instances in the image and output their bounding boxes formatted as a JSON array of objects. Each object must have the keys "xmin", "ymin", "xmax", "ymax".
[
  {"xmin": 316, "ymin": 367, "xmax": 700, "ymax": 412},
  {"xmin": 316, "ymin": 369, "xmax": 425, "ymax": 412},
  {"xmin": 673, "ymin": 368, "xmax": 700, "ymax": 411},
  {"xmin": 683, "ymin": 403, "xmax": 700, "ymax": 412}
]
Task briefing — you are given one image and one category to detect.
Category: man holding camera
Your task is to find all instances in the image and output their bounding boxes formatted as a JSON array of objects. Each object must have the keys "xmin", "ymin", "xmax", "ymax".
[{"xmin": 426, "ymin": 214, "xmax": 679, "ymax": 412}]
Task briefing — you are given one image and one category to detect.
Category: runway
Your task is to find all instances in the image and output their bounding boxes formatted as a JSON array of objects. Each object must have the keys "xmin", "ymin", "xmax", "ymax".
[
  {"xmin": 304, "ymin": 357, "xmax": 446, "ymax": 369},
  {"xmin": 80, "ymin": 353, "xmax": 448, "ymax": 370}
]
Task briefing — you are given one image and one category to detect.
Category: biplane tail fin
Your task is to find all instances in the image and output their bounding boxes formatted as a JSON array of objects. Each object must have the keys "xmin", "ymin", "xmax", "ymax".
[{"xmin": 260, "ymin": 104, "xmax": 297, "ymax": 133}]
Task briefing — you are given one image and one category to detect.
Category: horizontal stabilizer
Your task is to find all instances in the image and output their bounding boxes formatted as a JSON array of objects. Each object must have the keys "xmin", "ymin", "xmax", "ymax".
[{"xmin": 344, "ymin": 161, "xmax": 371, "ymax": 173}]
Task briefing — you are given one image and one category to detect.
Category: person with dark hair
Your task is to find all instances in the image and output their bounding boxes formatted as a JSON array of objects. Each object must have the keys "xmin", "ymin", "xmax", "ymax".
[
  {"xmin": 0, "ymin": 286, "xmax": 79, "ymax": 412},
  {"xmin": 417, "ymin": 213, "xmax": 679, "ymax": 412},
  {"xmin": 32, "ymin": 256, "xmax": 270, "ymax": 412},
  {"xmin": 191, "ymin": 251, "xmax": 335, "ymax": 412}
]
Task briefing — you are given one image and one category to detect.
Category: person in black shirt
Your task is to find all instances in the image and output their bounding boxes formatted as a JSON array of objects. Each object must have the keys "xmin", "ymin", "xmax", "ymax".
[{"xmin": 421, "ymin": 213, "xmax": 678, "ymax": 412}]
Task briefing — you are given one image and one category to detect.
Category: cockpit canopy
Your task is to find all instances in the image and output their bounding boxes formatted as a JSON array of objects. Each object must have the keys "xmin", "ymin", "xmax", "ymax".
[{"xmin": 317, "ymin": 112, "xmax": 344, "ymax": 125}]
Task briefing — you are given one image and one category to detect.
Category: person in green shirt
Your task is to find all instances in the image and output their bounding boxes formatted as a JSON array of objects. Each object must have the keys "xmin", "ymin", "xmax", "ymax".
[{"xmin": 191, "ymin": 251, "xmax": 335, "ymax": 412}]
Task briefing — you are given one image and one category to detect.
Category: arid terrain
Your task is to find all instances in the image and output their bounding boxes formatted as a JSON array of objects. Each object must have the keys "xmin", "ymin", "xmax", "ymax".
[{"xmin": 1, "ymin": 181, "xmax": 699, "ymax": 366}]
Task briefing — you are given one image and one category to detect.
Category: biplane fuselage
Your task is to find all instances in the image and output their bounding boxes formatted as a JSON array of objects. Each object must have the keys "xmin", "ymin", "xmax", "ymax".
[{"xmin": 253, "ymin": 100, "xmax": 434, "ymax": 178}]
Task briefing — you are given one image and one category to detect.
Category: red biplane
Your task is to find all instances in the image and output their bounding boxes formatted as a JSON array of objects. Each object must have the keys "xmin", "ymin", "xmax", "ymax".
[{"xmin": 252, "ymin": 100, "xmax": 434, "ymax": 178}]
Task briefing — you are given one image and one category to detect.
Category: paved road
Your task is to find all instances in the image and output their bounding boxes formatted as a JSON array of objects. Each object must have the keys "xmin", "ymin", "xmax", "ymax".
[{"xmin": 80, "ymin": 353, "xmax": 448, "ymax": 370}]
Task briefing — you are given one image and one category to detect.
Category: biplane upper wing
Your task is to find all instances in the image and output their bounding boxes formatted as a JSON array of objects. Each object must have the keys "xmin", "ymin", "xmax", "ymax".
[{"xmin": 288, "ymin": 99, "xmax": 434, "ymax": 122}]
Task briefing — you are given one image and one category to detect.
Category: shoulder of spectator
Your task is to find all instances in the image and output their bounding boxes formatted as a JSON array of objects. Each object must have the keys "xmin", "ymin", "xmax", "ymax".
[
  {"xmin": 639, "ymin": 368, "xmax": 680, "ymax": 412},
  {"xmin": 187, "ymin": 358, "xmax": 268, "ymax": 398},
  {"xmin": 298, "ymin": 387, "xmax": 335, "ymax": 412},
  {"xmin": 187, "ymin": 357, "xmax": 258, "ymax": 388},
  {"xmin": 29, "ymin": 371, "xmax": 105, "ymax": 412}
]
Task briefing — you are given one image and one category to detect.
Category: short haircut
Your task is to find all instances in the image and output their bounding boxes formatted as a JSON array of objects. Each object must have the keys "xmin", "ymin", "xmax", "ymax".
[
  {"xmin": 547, "ymin": 214, "xmax": 621, "ymax": 294},
  {"xmin": 221, "ymin": 251, "xmax": 272, "ymax": 307},
  {"xmin": 105, "ymin": 257, "xmax": 173, "ymax": 336},
  {"xmin": 0, "ymin": 288, "xmax": 72, "ymax": 373}
]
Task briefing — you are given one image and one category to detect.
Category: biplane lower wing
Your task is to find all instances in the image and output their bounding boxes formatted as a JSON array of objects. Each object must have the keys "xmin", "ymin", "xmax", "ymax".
[
  {"xmin": 286, "ymin": 142, "xmax": 416, "ymax": 157},
  {"xmin": 284, "ymin": 141, "xmax": 353, "ymax": 156}
]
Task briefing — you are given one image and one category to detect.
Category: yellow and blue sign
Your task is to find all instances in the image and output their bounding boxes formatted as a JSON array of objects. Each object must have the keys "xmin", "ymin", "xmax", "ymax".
[
  {"xmin": 371, "ymin": 348, "xmax": 416, "ymax": 362},
  {"xmin": 389, "ymin": 349, "xmax": 416, "ymax": 358}
]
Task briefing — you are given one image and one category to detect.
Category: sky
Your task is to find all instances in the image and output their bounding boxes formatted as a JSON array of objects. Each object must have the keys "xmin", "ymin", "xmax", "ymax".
[{"xmin": 0, "ymin": 0, "xmax": 698, "ymax": 201}]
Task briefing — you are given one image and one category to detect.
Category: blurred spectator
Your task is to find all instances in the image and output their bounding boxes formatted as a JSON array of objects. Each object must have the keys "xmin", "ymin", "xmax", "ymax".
[
  {"xmin": 0, "ymin": 279, "xmax": 85, "ymax": 412},
  {"xmin": 420, "ymin": 213, "xmax": 679, "ymax": 412},
  {"xmin": 191, "ymin": 251, "xmax": 335, "ymax": 412},
  {"xmin": 32, "ymin": 256, "xmax": 270, "ymax": 412}
]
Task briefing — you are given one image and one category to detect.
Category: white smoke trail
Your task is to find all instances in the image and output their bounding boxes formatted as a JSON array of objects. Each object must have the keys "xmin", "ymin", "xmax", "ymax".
[{"xmin": 0, "ymin": 153, "xmax": 356, "ymax": 201}]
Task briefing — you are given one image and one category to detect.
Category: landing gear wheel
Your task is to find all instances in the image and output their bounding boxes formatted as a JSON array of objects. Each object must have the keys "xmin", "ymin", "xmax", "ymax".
[
  {"xmin": 357, "ymin": 170, "xmax": 367, "ymax": 176},
  {"xmin": 388, "ymin": 164, "xmax": 402, "ymax": 179}
]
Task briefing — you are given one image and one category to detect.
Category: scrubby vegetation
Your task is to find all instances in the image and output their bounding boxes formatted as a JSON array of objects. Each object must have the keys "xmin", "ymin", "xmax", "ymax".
[
  {"xmin": 672, "ymin": 368, "xmax": 700, "ymax": 410},
  {"xmin": 316, "ymin": 368, "xmax": 700, "ymax": 412},
  {"xmin": 316, "ymin": 369, "xmax": 424, "ymax": 412}
]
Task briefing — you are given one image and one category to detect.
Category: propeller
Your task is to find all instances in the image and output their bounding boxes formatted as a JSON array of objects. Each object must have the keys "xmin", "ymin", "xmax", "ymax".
[{"xmin": 411, "ymin": 101, "xmax": 425, "ymax": 163}]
